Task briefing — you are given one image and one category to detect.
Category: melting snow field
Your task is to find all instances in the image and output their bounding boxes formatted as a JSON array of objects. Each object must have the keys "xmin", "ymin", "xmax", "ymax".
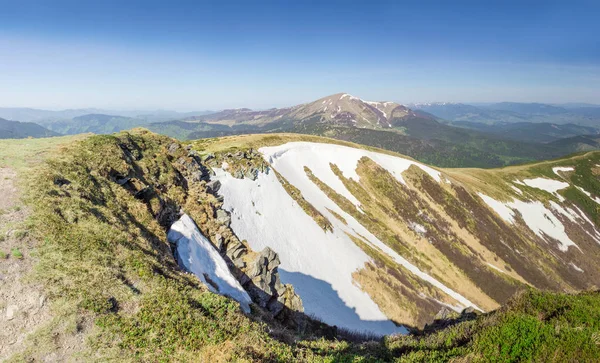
[
  {"xmin": 215, "ymin": 169, "xmax": 405, "ymax": 335},
  {"xmin": 478, "ymin": 194, "xmax": 580, "ymax": 252},
  {"xmin": 168, "ymin": 214, "xmax": 252, "ymax": 313},
  {"xmin": 520, "ymin": 177, "xmax": 569, "ymax": 201},
  {"xmin": 260, "ymin": 142, "xmax": 441, "ymax": 206},
  {"xmin": 215, "ymin": 141, "xmax": 480, "ymax": 335}
]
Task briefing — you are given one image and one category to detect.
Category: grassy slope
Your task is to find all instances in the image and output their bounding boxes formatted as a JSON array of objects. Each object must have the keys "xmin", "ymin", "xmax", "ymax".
[{"xmin": 5, "ymin": 130, "xmax": 600, "ymax": 361}]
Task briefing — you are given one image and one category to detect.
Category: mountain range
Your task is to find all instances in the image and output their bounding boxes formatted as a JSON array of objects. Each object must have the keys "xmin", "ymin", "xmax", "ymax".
[
  {"xmin": 148, "ymin": 93, "xmax": 600, "ymax": 168},
  {"xmin": 3, "ymin": 95, "xmax": 600, "ymax": 169},
  {"xmin": 412, "ymin": 102, "xmax": 600, "ymax": 127}
]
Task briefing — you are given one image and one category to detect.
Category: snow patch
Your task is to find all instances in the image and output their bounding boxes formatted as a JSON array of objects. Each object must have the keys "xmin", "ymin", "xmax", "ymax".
[
  {"xmin": 521, "ymin": 177, "xmax": 569, "ymax": 201},
  {"xmin": 478, "ymin": 193, "xmax": 514, "ymax": 223},
  {"xmin": 552, "ymin": 166, "xmax": 574, "ymax": 176},
  {"xmin": 521, "ymin": 178, "xmax": 569, "ymax": 193},
  {"xmin": 569, "ymin": 263, "xmax": 584, "ymax": 273},
  {"xmin": 168, "ymin": 214, "xmax": 252, "ymax": 313}
]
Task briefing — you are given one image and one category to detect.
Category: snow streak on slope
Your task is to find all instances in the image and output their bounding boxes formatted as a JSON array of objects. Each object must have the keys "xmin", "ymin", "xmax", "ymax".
[
  {"xmin": 214, "ymin": 169, "xmax": 406, "ymax": 335},
  {"xmin": 168, "ymin": 214, "xmax": 252, "ymax": 313}
]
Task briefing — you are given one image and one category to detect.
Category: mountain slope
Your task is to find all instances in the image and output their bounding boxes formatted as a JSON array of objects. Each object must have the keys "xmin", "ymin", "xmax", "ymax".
[
  {"xmin": 0, "ymin": 118, "xmax": 60, "ymax": 138},
  {"xmin": 4, "ymin": 129, "xmax": 600, "ymax": 361},
  {"xmin": 195, "ymin": 133, "xmax": 600, "ymax": 332}
]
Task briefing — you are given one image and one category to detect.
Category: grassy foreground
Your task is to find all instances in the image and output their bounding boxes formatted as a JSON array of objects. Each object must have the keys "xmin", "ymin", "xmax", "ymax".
[{"xmin": 6, "ymin": 130, "xmax": 600, "ymax": 361}]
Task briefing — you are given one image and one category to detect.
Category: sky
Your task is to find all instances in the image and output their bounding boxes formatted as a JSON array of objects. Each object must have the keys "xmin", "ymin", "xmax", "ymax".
[{"xmin": 0, "ymin": 0, "xmax": 599, "ymax": 110}]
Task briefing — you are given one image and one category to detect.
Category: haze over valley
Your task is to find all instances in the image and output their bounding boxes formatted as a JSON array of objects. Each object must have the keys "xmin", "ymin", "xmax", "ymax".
[{"xmin": 2, "ymin": 1, "xmax": 600, "ymax": 362}]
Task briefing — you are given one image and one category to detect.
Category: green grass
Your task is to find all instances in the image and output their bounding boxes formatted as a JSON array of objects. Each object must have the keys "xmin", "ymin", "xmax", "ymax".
[
  {"xmin": 0, "ymin": 250, "xmax": 7, "ymax": 259},
  {"xmin": 11, "ymin": 247, "xmax": 23, "ymax": 259},
  {"xmin": 0, "ymin": 134, "xmax": 89, "ymax": 171}
]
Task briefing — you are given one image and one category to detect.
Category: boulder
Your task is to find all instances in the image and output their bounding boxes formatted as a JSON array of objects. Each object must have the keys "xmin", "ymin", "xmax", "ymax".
[
  {"xmin": 233, "ymin": 170, "xmax": 244, "ymax": 179},
  {"xmin": 201, "ymin": 153, "xmax": 215, "ymax": 162},
  {"xmin": 206, "ymin": 180, "xmax": 221, "ymax": 194},
  {"xmin": 215, "ymin": 209, "xmax": 231, "ymax": 227}
]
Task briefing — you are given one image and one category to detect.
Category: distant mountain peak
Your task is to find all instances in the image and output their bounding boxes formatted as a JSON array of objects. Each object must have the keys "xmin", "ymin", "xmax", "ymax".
[{"xmin": 289, "ymin": 93, "xmax": 413, "ymax": 128}]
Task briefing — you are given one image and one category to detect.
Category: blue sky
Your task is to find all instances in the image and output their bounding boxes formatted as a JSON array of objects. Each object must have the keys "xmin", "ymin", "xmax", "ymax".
[{"xmin": 0, "ymin": 0, "xmax": 598, "ymax": 110}]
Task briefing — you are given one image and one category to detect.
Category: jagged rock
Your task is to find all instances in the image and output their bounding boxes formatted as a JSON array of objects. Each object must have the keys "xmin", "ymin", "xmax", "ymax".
[
  {"xmin": 233, "ymin": 170, "xmax": 244, "ymax": 179},
  {"xmin": 233, "ymin": 258, "xmax": 246, "ymax": 269},
  {"xmin": 167, "ymin": 142, "xmax": 179, "ymax": 155},
  {"xmin": 133, "ymin": 186, "xmax": 152, "ymax": 200},
  {"xmin": 214, "ymin": 233, "xmax": 224, "ymax": 250},
  {"xmin": 115, "ymin": 176, "xmax": 130, "ymax": 185},
  {"xmin": 241, "ymin": 247, "xmax": 287, "ymax": 308},
  {"xmin": 215, "ymin": 209, "xmax": 231, "ymax": 226},
  {"xmin": 206, "ymin": 180, "xmax": 221, "ymax": 194},
  {"xmin": 462, "ymin": 306, "xmax": 476, "ymax": 315},
  {"xmin": 244, "ymin": 167, "xmax": 258, "ymax": 180},
  {"xmin": 434, "ymin": 306, "xmax": 459, "ymax": 321},
  {"xmin": 201, "ymin": 153, "xmax": 215, "ymax": 162},
  {"xmin": 246, "ymin": 247, "xmax": 280, "ymax": 279}
]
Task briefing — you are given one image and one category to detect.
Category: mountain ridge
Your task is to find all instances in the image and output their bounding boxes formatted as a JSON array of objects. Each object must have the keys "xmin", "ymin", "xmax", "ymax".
[{"xmin": 0, "ymin": 117, "xmax": 60, "ymax": 139}]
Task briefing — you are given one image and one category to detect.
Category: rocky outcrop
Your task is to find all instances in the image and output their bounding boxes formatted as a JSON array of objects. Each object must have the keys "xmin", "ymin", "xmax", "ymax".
[
  {"xmin": 204, "ymin": 148, "xmax": 269, "ymax": 181},
  {"xmin": 108, "ymin": 136, "xmax": 304, "ymax": 327},
  {"xmin": 421, "ymin": 306, "xmax": 479, "ymax": 334}
]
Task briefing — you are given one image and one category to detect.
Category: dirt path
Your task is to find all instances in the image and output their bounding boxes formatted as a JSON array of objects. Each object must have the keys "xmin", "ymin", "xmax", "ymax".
[{"xmin": 0, "ymin": 167, "xmax": 53, "ymax": 361}]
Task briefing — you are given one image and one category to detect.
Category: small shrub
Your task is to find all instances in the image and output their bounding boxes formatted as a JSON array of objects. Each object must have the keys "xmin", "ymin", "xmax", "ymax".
[{"xmin": 0, "ymin": 250, "xmax": 7, "ymax": 259}]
